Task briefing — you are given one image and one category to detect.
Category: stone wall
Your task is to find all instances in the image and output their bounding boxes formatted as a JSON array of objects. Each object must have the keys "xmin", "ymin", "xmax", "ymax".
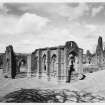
[
  {"xmin": 82, "ymin": 36, "xmax": 105, "ymax": 73},
  {"xmin": 2, "ymin": 45, "xmax": 29, "ymax": 78},
  {"xmin": 1, "ymin": 40, "xmax": 83, "ymax": 82},
  {"xmin": 31, "ymin": 41, "xmax": 83, "ymax": 82},
  {"xmin": 3, "ymin": 45, "xmax": 17, "ymax": 78},
  {"xmin": 31, "ymin": 51, "xmax": 37, "ymax": 73}
]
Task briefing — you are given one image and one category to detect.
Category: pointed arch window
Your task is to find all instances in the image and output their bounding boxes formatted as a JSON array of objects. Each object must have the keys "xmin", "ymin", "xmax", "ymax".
[
  {"xmin": 42, "ymin": 54, "xmax": 46, "ymax": 71},
  {"xmin": 51, "ymin": 54, "xmax": 57, "ymax": 72}
]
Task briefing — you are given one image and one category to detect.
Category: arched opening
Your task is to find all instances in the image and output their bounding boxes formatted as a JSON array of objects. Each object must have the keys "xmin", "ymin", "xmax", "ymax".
[
  {"xmin": 51, "ymin": 54, "xmax": 57, "ymax": 77},
  {"xmin": 6, "ymin": 58, "xmax": 9, "ymax": 72},
  {"xmin": 42, "ymin": 54, "xmax": 46, "ymax": 72},
  {"xmin": 66, "ymin": 41, "xmax": 79, "ymax": 83},
  {"xmin": 18, "ymin": 59, "xmax": 26, "ymax": 72},
  {"xmin": 68, "ymin": 53, "xmax": 75, "ymax": 65}
]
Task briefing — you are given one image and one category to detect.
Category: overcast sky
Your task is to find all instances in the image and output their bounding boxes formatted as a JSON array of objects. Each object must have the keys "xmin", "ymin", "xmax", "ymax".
[{"xmin": 0, "ymin": 2, "xmax": 105, "ymax": 53}]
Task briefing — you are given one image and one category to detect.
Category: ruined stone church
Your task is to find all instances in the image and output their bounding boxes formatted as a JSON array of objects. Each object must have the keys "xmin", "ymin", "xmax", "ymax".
[
  {"xmin": 83, "ymin": 36, "xmax": 105, "ymax": 66},
  {"xmin": 0, "ymin": 36, "xmax": 105, "ymax": 82},
  {"xmin": 31, "ymin": 41, "xmax": 83, "ymax": 81}
]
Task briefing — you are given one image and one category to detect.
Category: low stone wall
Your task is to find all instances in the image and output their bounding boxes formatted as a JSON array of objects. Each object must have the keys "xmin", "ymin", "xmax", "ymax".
[{"xmin": 83, "ymin": 64, "xmax": 105, "ymax": 73}]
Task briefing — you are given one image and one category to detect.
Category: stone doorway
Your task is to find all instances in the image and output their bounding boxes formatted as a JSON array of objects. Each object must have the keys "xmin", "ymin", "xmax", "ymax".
[
  {"xmin": 42, "ymin": 54, "xmax": 46, "ymax": 73},
  {"xmin": 18, "ymin": 59, "xmax": 26, "ymax": 72},
  {"xmin": 51, "ymin": 54, "xmax": 57, "ymax": 78},
  {"xmin": 65, "ymin": 41, "xmax": 79, "ymax": 83},
  {"xmin": 67, "ymin": 52, "xmax": 77, "ymax": 82}
]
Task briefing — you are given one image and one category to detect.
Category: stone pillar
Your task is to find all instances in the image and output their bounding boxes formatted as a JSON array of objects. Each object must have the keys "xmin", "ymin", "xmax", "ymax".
[
  {"xmin": 99, "ymin": 51, "xmax": 103, "ymax": 66},
  {"xmin": 31, "ymin": 53, "xmax": 35, "ymax": 73},
  {"xmin": 6, "ymin": 50, "xmax": 12, "ymax": 77},
  {"xmin": 27, "ymin": 54, "xmax": 31, "ymax": 78},
  {"xmin": 60, "ymin": 50, "xmax": 64, "ymax": 80},
  {"xmin": 64, "ymin": 48, "xmax": 67, "ymax": 81},
  {"xmin": 74, "ymin": 56, "xmax": 78, "ymax": 72},
  {"xmin": 46, "ymin": 48, "xmax": 51, "ymax": 80},
  {"xmin": 57, "ymin": 47, "xmax": 61, "ymax": 81},
  {"xmin": 37, "ymin": 49, "xmax": 42, "ymax": 78},
  {"xmin": 3, "ymin": 45, "xmax": 16, "ymax": 79},
  {"xmin": 78, "ymin": 49, "xmax": 83, "ymax": 74},
  {"xmin": 64, "ymin": 48, "xmax": 70, "ymax": 82}
]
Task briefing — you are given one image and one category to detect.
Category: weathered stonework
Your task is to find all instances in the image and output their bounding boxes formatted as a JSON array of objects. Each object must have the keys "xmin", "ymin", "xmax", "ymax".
[
  {"xmin": 2, "ymin": 36, "xmax": 105, "ymax": 82},
  {"xmin": 2, "ymin": 45, "xmax": 29, "ymax": 78},
  {"xmin": 38, "ymin": 49, "xmax": 42, "ymax": 78},
  {"xmin": 83, "ymin": 36, "xmax": 105, "ymax": 73},
  {"xmin": 57, "ymin": 47, "xmax": 61, "ymax": 80},
  {"xmin": 31, "ymin": 41, "xmax": 83, "ymax": 82},
  {"xmin": 46, "ymin": 48, "xmax": 50, "ymax": 80},
  {"xmin": 3, "ymin": 45, "xmax": 17, "ymax": 78},
  {"xmin": 27, "ymin": 54, "xmax": 31, "ymax": 77},
  {"xmin": 96, "ymin": 36, "xmax": 104, "ymax": 65}
]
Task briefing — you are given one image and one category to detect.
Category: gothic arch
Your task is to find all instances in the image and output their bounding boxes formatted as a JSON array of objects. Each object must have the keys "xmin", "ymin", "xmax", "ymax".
[
  {"xmin": 42, "ymin": 54, "xmax": 46, "ymax": 72},
  {"xmin": 66, "ymin": 41, "xmax": 79, "ymax": 56},
  {"xmin": 17, "ymin": 58, "xmax": 26, "ymax": 73},
  {"xmin": 18, "ymin": 59, "xmax": 26, "ymax": 67},
  {"xmin": 51, "ymin": 54, "xmax": 57, "ymax": 76}
]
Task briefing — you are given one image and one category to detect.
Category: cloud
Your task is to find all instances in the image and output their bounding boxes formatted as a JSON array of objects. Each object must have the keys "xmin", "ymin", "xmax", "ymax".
[
  {"xmin": 84, "ymin": 24, "xmax": 97, "ymax": 31},
  {"xmin": 91, "ymin": 6, "xmax": 104, "ymax": 17},
  {"xmin": 0, "ymin": 3, "xmax": 8, "ymax": 14},
  {"xmin": 0, "ymin": 12, "xmax": 50, "ymax": 53},
  {"xmin": 0, "ymin": 12, "xmax": 101, "ymax": 53},
  {"xmin": 69, "ymin": 3, "xmax": 89, "ymax": 20},
  {"xmin": 0, "ymin": 3, "xmax": 105, "ymax": 54},
  {"xmin": 13, "ymin": 3, "xmax": 89, "ymax": 21},
  {"xmin": 0, "ymin": 15, "xmax": 18, "ymax": 35},
  {"xmin": 14, "ymin": 13, "xmax": 49, "ymax": 34},
  {"xmin": 84, "ymin": 24, "xmax": 105, "ymax": 52}
]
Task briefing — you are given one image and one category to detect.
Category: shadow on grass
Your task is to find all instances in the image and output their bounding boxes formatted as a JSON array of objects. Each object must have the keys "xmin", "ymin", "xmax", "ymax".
[{"xmin": 0, "ymin": 88, "xmax": 105, "ymax": 103}]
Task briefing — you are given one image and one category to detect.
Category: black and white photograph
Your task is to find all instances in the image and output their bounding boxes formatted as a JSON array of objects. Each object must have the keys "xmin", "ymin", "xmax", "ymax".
[{"xmin": 0, "ymin": 0, "xmax": 105, "ymax": 103}]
